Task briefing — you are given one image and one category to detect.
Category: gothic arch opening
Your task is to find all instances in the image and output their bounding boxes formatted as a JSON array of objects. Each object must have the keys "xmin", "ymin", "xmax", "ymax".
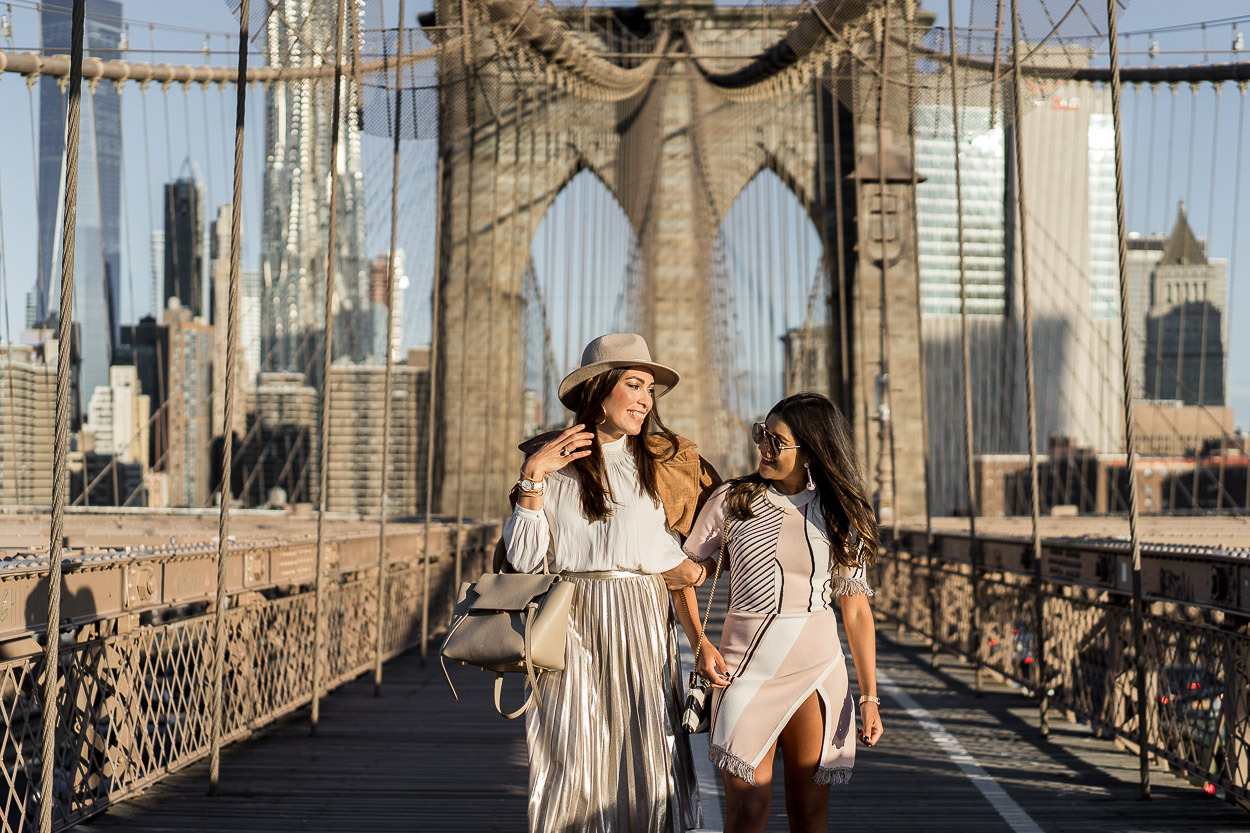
[
  {"xmin": 522, "ymin": 168, "xmax": 639, "ymax": 432},
  {"xmin": 712, "ymin": 167, "xmax": 827, "ymax": 472}
]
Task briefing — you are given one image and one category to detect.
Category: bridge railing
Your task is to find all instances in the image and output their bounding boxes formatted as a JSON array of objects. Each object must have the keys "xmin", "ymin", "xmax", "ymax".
[
  {"xmin": 871, "ymin": 527, "xmax": 1250, "ymax": 808},
  {"xmin": 0, "ymin": 518, "xmax": 499, "ymax": 832}
]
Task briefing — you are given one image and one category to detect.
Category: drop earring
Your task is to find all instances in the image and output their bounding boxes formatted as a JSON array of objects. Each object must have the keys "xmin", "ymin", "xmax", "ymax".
[{"xmin": 804, "ymin": 461, "xmax": 816, "ymax": 491}]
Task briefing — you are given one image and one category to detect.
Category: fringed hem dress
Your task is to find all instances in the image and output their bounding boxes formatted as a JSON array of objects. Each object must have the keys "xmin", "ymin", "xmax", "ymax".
[
  {"xmin": 504, "ymin": 435, "xmax": 702, "ymax": 833},
  {"xmin": 684, "ymin": 484, "xmax": 873, "ymax": 787}
]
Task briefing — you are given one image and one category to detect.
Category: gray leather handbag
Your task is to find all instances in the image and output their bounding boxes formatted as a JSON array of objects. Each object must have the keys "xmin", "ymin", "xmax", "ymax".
[{"xmin": 440, "ymin": 558, "xmax": 575, "ymax": 719}]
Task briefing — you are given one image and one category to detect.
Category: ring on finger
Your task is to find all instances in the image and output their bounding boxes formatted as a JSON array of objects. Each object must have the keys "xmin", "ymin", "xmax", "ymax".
[{"xmin": 559, "ymin": 446, "xmax": 570, "ymax": 457}]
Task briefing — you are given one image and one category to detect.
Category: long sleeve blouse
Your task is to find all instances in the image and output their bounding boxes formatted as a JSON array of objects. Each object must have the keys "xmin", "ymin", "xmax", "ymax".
[{"xmin": 503, "ymin": 435, "xmax": 689, "ymax": 574}]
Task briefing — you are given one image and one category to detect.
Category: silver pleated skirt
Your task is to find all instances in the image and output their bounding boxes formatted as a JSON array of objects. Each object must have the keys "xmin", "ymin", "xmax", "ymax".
[{"xmin": 526, "ymin": 571, "xmax": 703, "ymax": 833}]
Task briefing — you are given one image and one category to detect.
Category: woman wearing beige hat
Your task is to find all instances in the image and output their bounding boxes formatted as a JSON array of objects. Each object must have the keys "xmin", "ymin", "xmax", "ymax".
[{"xmin": 504, "ymin": 332, "xmax": 719, "ymax": 833}]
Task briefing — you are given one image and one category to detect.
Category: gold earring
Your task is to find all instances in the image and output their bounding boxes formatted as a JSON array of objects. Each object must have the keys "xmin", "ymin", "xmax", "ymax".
[{"xmin": 596, "ymin": 405, "xmax": 608, "ymax": 426}]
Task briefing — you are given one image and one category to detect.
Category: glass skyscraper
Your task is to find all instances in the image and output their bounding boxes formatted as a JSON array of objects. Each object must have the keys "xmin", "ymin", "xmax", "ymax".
[{"xmin": 37, "ymin": 0, "xmax": 124, "ymax": 405}]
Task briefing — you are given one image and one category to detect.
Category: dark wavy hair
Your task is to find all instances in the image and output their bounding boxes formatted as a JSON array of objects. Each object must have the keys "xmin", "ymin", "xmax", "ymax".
[
  {"xmin": 566, "ymin": 367, "xmax": 679, "ymax": 522},
  {"xmin": 725, "ymin": 392, "xmax": 878, "ymax": 568}
]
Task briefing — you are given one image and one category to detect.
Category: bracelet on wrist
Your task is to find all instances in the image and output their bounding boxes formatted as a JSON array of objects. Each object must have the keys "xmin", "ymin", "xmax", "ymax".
[{"xmin": 858, "ymin": 694, "xmax": 881, "ymax": 707}]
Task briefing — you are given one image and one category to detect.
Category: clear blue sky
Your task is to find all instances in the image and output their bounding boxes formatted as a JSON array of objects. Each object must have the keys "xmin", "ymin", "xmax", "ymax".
[{"xmin": 0, "ymin": 1, "xmax": 1244, "ymax": 432}]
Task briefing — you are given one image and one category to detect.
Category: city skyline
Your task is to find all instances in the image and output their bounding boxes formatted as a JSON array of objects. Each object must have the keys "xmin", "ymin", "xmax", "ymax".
[{"xmin": 0, "ymin": 0, "xmax": 1244, "ymax": 433}]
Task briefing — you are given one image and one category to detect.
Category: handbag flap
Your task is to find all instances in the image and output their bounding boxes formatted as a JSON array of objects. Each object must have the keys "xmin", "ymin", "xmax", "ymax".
[{"xmin": 470, "ymin": 572, "xmax": 559, "ymax": 612}]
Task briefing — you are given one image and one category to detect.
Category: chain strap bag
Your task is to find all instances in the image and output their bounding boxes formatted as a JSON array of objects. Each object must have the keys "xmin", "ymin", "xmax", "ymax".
[
  {"xmin": 680, "ymin": 516, "xmax": 731, "ymax": 734},
  {"xmin": 440, "ymin": 551, "xmax": 574, "ymax": 719}
]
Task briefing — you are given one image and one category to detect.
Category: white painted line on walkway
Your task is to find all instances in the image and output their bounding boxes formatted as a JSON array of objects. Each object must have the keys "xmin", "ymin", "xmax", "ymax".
[
  {"xmin": 679, "ymin": 640, "xmax": 724, "ymax": 833},
  {"xmin": 878, "ymin": 668, "xmax": 1046, "ymax": 833}
]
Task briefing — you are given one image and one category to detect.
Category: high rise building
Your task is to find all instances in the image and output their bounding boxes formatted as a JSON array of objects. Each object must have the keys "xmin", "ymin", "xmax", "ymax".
[
  {"xmin": 36, "ymin": 0, "xmax": 124, "ymax": 407},
  {"xmin": 261, "ymin": 1, "xmax": 370, "ymax": 376},
  {"xmin": 163, "ymin": 302, "xmax": 213, "ymax": 507},
  {"xmin": 164, "ymin": 175, "xmax": 204, "ymax": 318},
  {"xmin": 0, "ymin": 343, "xmax": 57, "ymax": 505},
  {"xmin": 1128, "ymin": 207, "xmax": 1228, "ymax": 407},
  {"xmin": 324, "ymin": 359, "xmax": 428, "ymax": 515},
  {"xmin": 85, "ymin": 364, "xmax": 151, "ymax": 465},
  {"xmin": 913, "ymin": 47, "xmax": 1122, "ymax": 514},
  {"xmin": 369, "ymin": 250, "xmax": 408, "ymax": 362},
  {"xmin": 150, "ymin": 229, "xmax": 165, "ymax": 318},
  {"xmin": 210, "ymin": 205, "xmax": 255, "ymax": 437}
]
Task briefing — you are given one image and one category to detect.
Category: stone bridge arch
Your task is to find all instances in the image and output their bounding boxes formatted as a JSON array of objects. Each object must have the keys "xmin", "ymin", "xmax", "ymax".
[{"xmin": 430, "ymin": 0, "xmax": 926, "ymax": 520}]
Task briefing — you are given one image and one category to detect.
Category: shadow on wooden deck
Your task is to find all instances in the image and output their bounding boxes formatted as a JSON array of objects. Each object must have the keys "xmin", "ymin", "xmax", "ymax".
[{"xmin": 81, "ymin": 628, "xmax": 1248, "ymax": 832}]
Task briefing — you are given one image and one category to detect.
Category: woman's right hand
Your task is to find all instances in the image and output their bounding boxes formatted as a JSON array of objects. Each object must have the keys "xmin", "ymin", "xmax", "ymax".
[
  {"xmin": 697, "ymin": 643, "xmax": 731, "ymax": 688},
  {"xmin": 520, "ymin": 424, "xmax": 595, "ymax": 483}
]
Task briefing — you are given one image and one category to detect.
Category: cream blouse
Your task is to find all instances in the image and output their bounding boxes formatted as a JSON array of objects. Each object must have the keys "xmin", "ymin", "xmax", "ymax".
[{"xmin": 503, "ymin": 435, "xmax": 689, "ymax": 574}]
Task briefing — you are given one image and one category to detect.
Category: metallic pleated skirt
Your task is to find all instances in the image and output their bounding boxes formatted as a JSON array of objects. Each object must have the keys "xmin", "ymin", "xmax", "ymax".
[{"xmin": 526, "ymin": 571, "xmax": 703, "ymax": 833}]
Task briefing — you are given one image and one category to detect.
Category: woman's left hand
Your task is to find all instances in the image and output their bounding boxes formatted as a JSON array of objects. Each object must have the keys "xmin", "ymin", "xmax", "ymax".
[
  {"xmin": 662, "ymin": 557, "xmax": 707, "ymax": 590},
  {"xmin": 857, "ymin": 702, "xmax": 884, "ymax": 747}
]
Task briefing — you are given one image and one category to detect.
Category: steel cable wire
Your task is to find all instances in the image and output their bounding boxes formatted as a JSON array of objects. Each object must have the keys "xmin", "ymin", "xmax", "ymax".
[
  {"xmin": 40, "ymin": 0, "xmax": 85, "ymax": 830},
  {"xmin": 1009, "ymin": 0, "xmax": 1048, "ymax": 739},
  {"xmin": 1104, "ymin": 0, "xmax": 1152, "ymax": 800},
  {"xmin": 309, "ymin": 0, "xmax": 348, "ymax": 733}
]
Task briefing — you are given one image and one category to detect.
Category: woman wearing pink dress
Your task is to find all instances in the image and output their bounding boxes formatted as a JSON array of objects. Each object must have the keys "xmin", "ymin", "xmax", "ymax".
[{"xmin": 675, "ymin": 392, "xmax": 884, "ymax": 833}]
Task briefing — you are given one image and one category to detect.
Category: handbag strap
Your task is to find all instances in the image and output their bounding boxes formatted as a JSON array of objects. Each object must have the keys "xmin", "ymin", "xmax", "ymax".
[{"xmin": 691, "ymin": 514, "xmax": 731, "ymax": 670}]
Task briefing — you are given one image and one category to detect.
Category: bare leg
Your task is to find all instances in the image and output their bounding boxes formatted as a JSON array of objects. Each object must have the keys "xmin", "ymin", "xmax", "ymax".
[
  {"xmin": 778, "ymin": 692, "xmax": 831, "ymax": 833},
  {"xmin": 722, "ymin": 741, "xmax": 778, "ymax": 833}
]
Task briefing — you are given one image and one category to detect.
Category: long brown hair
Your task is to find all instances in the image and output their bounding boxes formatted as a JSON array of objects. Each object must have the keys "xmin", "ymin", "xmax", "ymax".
[
  {"xmin": 726, "ymin": 393, "xmax": 878, "ymax": 568},
  {"xmin": 567, "ymin": 367, "xmax": 679, "ymax": 522}
]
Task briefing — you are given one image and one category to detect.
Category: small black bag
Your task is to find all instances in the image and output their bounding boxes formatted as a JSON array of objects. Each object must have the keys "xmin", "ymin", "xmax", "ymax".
[{"xmin": 680, "ymin": 517, "xmax": 730, "ymax": 734}]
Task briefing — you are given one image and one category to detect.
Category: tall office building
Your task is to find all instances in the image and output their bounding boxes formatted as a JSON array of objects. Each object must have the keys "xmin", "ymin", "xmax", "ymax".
[
  {"xmin": 0, "ymin": 343, "xmax": 57, "ymax": 505},
  {"xmin": 324, "ymin": 359, "xmax": 427, "ymax": 515},
  {"xmin": 150, "ymin": 230, "xmax": 165, "ymax": 318},
  {"xmin": 1132, "ymin": 207, "xmax": 1228, "ymax": 407},
  {"xmin": 36, "ymin": 0, "xmax": 124, "ymax": 407},
  {"xmin": 210, "ymin": 205, "xmax": 255, "ymax": 437},
  {"xmin": 163, "ymin": 302, "xmax": 213, "ymax": 507},
  {"xmin": 369, "ymin": 250, "xmax": 408, "ymax": 362},
  {"xmin": 260, "ymin": 0, "xmax": 370, "ymax": 376},
  {"xmin": 913, "ymin": 47, "xmax": 1122, "ymax": 514},
  {"xmin": 164, "ymin": 175, "xmax": 205, "ymax": 318}
]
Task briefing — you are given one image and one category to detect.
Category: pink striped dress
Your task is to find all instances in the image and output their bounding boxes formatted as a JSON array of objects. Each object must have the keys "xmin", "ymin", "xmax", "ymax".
[{"xmin": 683, "ymin": 483, "xmax": 872, "ymax": 786}]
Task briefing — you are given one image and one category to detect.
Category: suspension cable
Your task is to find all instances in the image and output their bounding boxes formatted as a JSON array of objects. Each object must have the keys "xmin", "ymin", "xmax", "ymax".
[
  {"xmin": 40, "ymin": 1, "xmax": 85, "ymax": 830},
  {"xmin": 208, "ymin": 0, "xmax": 249, "ymax": 793},
  {"xmin": 1009, "ymin": 0, "xmax": 1048, "ymax": 740},
  {"xmin": 1105, "ymin": 0, "xmax": 1152, "ymax": 800},
  {"xmin": 947, "ymin": 0, "xmax": 984, "ymax": 691},
  {"xmin": 373, "ymin": 0, "xmax": 405, "ymax": 696},
  {"xmin": 310, "ymin": 0, "xmax": 349, "ymax": 734}
]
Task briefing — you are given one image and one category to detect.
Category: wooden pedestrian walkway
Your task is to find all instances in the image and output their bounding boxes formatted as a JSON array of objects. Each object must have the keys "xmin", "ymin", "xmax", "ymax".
[{"xmin": 81, "ymin": 627, "xmax": 1247, "ymax": 833}]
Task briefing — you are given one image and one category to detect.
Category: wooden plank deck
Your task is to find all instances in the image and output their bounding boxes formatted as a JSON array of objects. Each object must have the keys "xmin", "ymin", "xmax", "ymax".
[{"xmin": 81, "ymin": 627, "xmax": 1248, "ymax": 832}]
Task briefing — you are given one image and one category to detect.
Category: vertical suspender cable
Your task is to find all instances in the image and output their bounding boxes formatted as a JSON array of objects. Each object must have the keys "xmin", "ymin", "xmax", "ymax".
[
  {"xmin": 208, "ymin": 0, "xmax": 249, "ymax": 793},
  {"xmin": 476, "ymin": 103, "xmax": 501, "ymax": 533},
  {"xmin": 310, "ymin": 0, "xmax": 349, "ymax": 734},
  {"xmin": 421, "ymin": 155, "xmax": 446, "ymax": 663},
  {"xmin": 876, "ymin": 0, "xmax": 898, "ymax": 534},
  {"xmin": 1010, "ymin": 0, "xmax": 1048, "ymax": 740},
  {"xmin": 1192, "ymin": 85, "xmax": 1222, "ymax": 506},
  {"xmin": 1105, "ymin": 0, "xmax": 1151, "ymax": 799},
  {"xmin": 40, "ymin": 1, "xmax": 84, "ymax": 831},
  {"xmin": 374, "ymin": 0, "xmax": 406, "ymax": 696},
  {"xmin": 447, "ymin": 0, "xmax": 477, "ymax": 653},
  {"xmin": 989, "ymin": 0, "xmax": 1004, "ymax": 129},
  {"xmin": 1221, "ymin": 83, "xmax": 1246, "ymax": 512},
  {"xmin": 829, "ymin": 68, "xmax": 853, "ymax": 423},
  {"xmin": 904, "ymin": 5, "xmax": 932, "ymax": 539},
  {"xmin": 947, "ymin": 1, "xmax": 983, "ymax": 691}
]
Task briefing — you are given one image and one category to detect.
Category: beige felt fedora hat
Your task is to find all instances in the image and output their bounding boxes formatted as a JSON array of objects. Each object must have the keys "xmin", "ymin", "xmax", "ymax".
[{"xmin": 558, "ymin": 333, "xmax": 679, "ymax": 409}]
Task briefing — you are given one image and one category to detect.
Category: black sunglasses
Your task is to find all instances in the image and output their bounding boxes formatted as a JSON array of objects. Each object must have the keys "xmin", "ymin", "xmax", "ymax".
[{"xmin": 751, "ymin": 422, "xmax": 801, "ymax": 458}]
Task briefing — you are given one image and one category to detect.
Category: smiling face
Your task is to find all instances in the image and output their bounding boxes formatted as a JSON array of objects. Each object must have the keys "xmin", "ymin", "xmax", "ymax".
[
  {"xmin": 598, "ymin": 368, "xmax": 656, "ymax": 441},
  {"xmin": 756, "ymin": 414, "xmax": 808, "ymax": 493}
]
